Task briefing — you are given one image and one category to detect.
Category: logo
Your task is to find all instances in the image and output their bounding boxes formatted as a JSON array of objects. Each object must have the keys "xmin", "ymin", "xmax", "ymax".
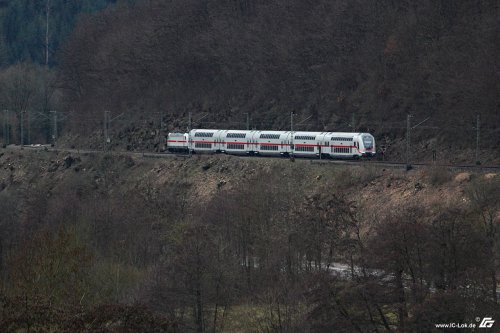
[{"xmin": 479, "ymin": 317, "xmax": 495, "ymax": 328}]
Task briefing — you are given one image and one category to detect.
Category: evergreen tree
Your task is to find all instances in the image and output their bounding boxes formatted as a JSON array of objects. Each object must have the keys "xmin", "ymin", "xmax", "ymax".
[{"xmin": 0, "ymin": 0, "xmax": 117, "ymax": 66}]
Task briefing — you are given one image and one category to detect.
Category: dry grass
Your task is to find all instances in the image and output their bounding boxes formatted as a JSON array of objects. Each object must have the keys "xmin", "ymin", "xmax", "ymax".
[{"xmin": 425, "ymin": 166, "xmax": 452, "ymax": 186}]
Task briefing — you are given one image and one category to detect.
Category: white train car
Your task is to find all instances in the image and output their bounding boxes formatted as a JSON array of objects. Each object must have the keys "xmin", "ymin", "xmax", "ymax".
[
  {"xmin": 219, "ymin": 130, "xmax": 253, "ymax": 155},
  {"xmin": 323, "ymin": 132, "xmax": 376, "ymax": 158},
  {"xmin": 167, "ymin": 129, "xmax": 376, "ymax": 159},
  {"xmin": 166, "ymin": 133, "xmax": 188, "ymax": 152},
  {"xmin": 253, "ymin": 131, "xmax": 288, "ymax": 156},
  {"xmin": 327, "ymin": 132, "xmax": 358, "ymax": 159},
  {"xmin": 292, "ymin": 131, "xmax": 323, "ymax": 157},
  {"xmin": 189, "ymin": 129, "xmax": 220, "ymax": 153}
]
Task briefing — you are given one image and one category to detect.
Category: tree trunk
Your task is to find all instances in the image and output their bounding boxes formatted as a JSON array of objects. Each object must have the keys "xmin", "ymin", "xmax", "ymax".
[
  {"xmin": 196, "ymin": 283, "xmax": 204, "ymax": 333},
  {"xmin": 45, "ymin": 0, "xmax": 50, "ymax": 66},
  {"xmin": 491, "ymin": 269, "xmax": 498, "ymax": 304},
  {"xmin": 395, "ymin": 269, "xmax": 408, "ymax": 332}
]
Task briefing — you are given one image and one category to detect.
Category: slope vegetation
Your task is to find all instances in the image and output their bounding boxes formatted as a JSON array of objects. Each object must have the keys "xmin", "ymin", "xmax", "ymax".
[
  {"xmin": 59, "ymin": 0, "xmax": 498, "ymax": 156},
  {"xmin": 0, "ymin": 149, "xmax": 498, "ymax": 331}
]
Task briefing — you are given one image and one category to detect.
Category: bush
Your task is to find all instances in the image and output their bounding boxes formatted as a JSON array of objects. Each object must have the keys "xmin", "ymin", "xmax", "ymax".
[
  {"xmin": 0, "ymin": 297, "xmax": 177, "ymax": 333},
  {"xmin": 426, "ymin": 166, "xmax": 451, "ymax": 186}
]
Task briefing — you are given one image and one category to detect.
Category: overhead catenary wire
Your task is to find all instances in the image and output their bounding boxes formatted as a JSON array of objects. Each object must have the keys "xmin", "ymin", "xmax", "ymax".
[{"xmin": 10, "ymin": 110, "xmax": 497, "ymax": 165}]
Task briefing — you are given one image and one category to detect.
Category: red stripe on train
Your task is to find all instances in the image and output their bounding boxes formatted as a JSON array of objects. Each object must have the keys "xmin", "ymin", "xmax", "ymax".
[{"xmin": 168, "ymin": 140, "xmax": 360, "ymax": 149}]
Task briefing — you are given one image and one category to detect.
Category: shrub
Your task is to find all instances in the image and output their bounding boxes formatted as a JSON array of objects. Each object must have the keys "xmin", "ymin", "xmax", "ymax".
[{"xmin": 426, "ymin": 166, "xmax": 451, "ymax": 186}]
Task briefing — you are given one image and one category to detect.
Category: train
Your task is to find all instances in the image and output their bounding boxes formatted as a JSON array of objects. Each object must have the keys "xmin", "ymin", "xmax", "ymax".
[{"xmin": 167, "ymin": 129, "xmax": 376, "ymax": 159}]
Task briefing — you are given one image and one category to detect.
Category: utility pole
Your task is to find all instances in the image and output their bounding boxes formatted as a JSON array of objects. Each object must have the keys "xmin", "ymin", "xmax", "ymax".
[
  {"xmin": 290, "ymin": 112, "xmax": 294, "ymax": 159},
  {"xmin": 104, "ymin": 110, "xmax": 110, "ymax": 151},
  {"xmin": 156, "ymin": 112, "xmax": 163, "ymax": 152},
  {"xmin": 2, "ymin": 110, "xmax": 9, "ymax": 147},
  {"xmin": 245, "ymin": 113, "xmax": 250, "ymax": 130},
  {"xmin": 406, "ymin": 114, "xmax": 411, "ymax": 170},
  {"xmin": 45, "ymin": 0, "xmax": 51, "ymax": 66},
  {"xmin": 27, "ymin": 110, "xmax": 31, "ymax": 145},
  {"xmin": 186, "ymin": 113, "xmax": 209, "ymax": 156},
  {"xmin": 103, "ymin": 111, "xmax": 122, "ymax": 152},
  {"xmin": 406, "ymin": 115, "xmax": 429, "ymax": 170},
  {"xmin": 20, "ymin": 111, "xmax": 25, "ymax": 148},
  {"xmin": 50, "ymin": 111, "xmax": 57, "ymax": 146},
  {"xmin": 475, "ymin": 114, "xmax": 480, "ymax": 165},
  {"xmin": 188, "ymin": 112, "xmax": 192, "ymax": 157}
]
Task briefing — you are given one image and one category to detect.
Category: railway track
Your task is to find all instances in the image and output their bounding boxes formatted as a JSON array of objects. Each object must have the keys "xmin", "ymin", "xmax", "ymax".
[
  {"xmin": 4, "ymin": 144, "xmax": 500, "ymax": 173},
  {"xmin": 310, "ymin": 159, "xmax": 500, "ymax": 172}
]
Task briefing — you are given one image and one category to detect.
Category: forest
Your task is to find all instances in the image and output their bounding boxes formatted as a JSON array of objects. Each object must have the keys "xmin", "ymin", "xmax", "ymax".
[
  {"xmin": 0, "ymin": 0, "xmax": 498, "ymax": 162},
  {"xmin": 0, "ymin": 153, "xmax": 498, "ymax": 332},
  {"xmin": 0, "ymin": 0, "xmax": 498, "ymax": 332},
  {"xmin": 0, "ymin": 0, "xmax": 117, "ymax": 66}
]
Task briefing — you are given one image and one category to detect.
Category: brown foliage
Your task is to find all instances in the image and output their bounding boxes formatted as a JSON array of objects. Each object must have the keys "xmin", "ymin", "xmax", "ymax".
[
  {"xmin": 57, "ymin": 0, "xmax": 498, "ymax": 150},
  {"xmin": 8, "ymin": 227, "xmax": 93, "ymax": 306},
  {"xmin": 0, "ymin": 297, "xmax": 177, "ymax": 333}
]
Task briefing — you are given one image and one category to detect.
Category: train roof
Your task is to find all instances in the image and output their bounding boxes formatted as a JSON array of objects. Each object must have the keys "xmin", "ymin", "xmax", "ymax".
[{"xmin": 186, "ymin": 129, "xmax": 373, "ymax": 136}]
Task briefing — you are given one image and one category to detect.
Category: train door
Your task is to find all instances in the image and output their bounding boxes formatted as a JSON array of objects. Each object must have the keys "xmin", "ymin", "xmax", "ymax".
[
  {"xmin": 219, "ymin": 130, "xmax": 227, "ymax": 152},
  {"xmin": 322, "ymin": 140, "xmax": 329, "ymax": 158}
]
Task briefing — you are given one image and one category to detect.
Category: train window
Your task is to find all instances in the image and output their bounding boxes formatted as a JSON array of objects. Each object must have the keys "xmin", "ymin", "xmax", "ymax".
[
  {"xmin": 260, "ymin": 145, "xmax": 279, "ymax": 151},
  {"xmin": 334, "ymin": 147, "xmax": 351, "ymax": 153},
  {"xmin": 294, "ymin": 135, "xmax": 316, "ymax": 140},
  {"xmin": 194, "ymin": 132, "xmax": 214, "ymax": 138},
  {"xmin": 331, "ymin": 137, "xmax": 353, "ymax": 141},
  {"xmin": 227, "ymin": 143, "xmax": 245, "ymax": 149},
  {"xmin": 259, "ymin": 134, "xmax": 280, "ymax": 139},
  {"xmin": 362, "ymin": 136, "xmax": 373, "ymax": 149},
  {"xmin": 195, "ymin": 143, "xmax": 212, "ymax": 148},
  {"xmin": 227, "ymin": 133, "xmax": 246, "ymax": 138},
  {"xmin": 295, "ymin": 146, "xmax": 314, "ymax": 152}
]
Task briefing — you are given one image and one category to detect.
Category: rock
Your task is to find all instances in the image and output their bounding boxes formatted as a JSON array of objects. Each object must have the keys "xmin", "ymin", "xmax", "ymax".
[
  {"xmin": 484, "ymin": 173, "xmax": 497, "ymax": 180},
  {"xmin": 64, "ymin": 155, "xmax": 75, "ymax": 168},
  {"xmin": 47, "ymin": 163, "xmax": 59, "ymax": 172},
  {"xmin": 454, "ymin": 172, "xmax": 471, "ymax": 183},
  {"xmin": 316, "ymin": 175, "xmax": 322, "ymax": 180},
  {"xmin": 123, "ymin": 156, "xmax": 135, "ymax": 168},
  {"xmin": 414, "ymin": 182, "xmax": 423, "ymax": 191}
]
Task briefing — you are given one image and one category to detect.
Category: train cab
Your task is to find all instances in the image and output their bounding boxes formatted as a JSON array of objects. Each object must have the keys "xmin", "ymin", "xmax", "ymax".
[
  {"xmin": 167, "ymin": 133, "xmax": 189, "ymax": 153},
  {"xmin": 357, "ymin": 133, "xmax": 376, "ymax": 157}
]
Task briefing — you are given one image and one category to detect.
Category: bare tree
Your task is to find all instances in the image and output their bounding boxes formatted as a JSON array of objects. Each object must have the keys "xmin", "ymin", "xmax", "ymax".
[{"xmin": 467, "ymin": 177, "xmax": 500, "ymax": 304}]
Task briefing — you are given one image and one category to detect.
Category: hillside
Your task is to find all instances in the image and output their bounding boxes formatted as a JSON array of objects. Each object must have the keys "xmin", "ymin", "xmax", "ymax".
[
  {"xmin": 56, "ymin": 0, "xmax": 498, "ymax": 161},
  {"xmin": 0, "ymin": 148, "xmax": 498, "ymax": 331},
  {"xmin": 0, "ymin": 0, "xmax": 497, "ymax": 164},
  {"xmin": 0, "ymin": 2, "xmax": 498, "ymax": 330}
]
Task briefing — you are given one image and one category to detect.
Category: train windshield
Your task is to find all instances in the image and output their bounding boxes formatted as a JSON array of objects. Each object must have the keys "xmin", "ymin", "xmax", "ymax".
[{"xmin": 362, "ymin": 135, "xmax": 373, "ymax": 149}]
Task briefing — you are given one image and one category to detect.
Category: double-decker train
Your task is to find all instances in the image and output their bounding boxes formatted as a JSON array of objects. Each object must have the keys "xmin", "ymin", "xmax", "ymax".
[{"xmin": 167, "ymin": 129, "xmax": 375, "ymax": 159}]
